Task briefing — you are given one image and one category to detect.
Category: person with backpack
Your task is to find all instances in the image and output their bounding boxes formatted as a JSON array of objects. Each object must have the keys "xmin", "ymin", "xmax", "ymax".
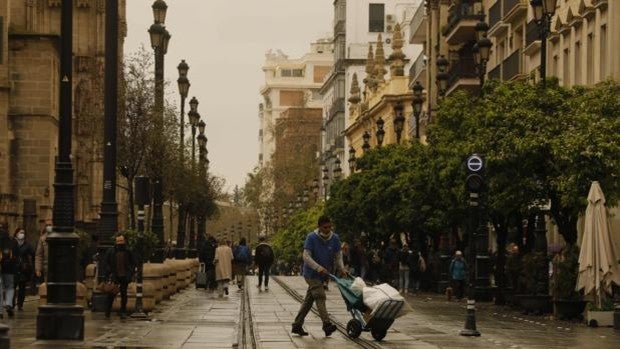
[
  {"xmin": 232, "ymin": 238, "xmax": 250, "ymax": 290},
  {"xmin": 449, "ymin": 250, "xmax": 468, "ymax": 300},
  {"xmin": 254, "ymin": 234, "xmax": 274, "ymax": 291}
]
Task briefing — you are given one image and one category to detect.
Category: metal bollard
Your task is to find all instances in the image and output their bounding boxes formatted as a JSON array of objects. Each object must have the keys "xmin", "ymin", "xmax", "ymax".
[{"xmin": 0, "ymin": 323, "xmax": 10, "ymax": 349}]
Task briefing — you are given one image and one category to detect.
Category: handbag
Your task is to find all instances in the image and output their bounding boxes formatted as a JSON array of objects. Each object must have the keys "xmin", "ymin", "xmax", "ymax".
[{"xmin": 99, "ymin": 280, "xmax": 120, "ymax": 295}]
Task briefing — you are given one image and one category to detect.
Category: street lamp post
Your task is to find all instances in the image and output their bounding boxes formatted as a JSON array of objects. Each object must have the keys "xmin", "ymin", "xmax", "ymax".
[
  {"xmin": 131, "ymin": 176, "xmax": 150, "ymax": 319},
  {"xmin": 436, "ymin": 55, "xmax": 449, "ymax": 98},
  {"xmin": 36, "ymin": 0, "xmax": 84, "ymax": 339},
  {"xmin": 148, "ymin": 0, "xmax": 170, "ymax": 262},
  {"xmin": 393, "ymin": 102, "xmax": 405, "ymax": 144},
  {"xmin": 530, "ymin": 0, "xmax": 558, "ymax": 89},
  {"xmin": 362, "ymin": 131, "xmax": 371, "ymax": 153},
  {"xmin": 187, "ymin": 102, "xmax": 200, "ymax": 257},
  {"xmin": 333, "ymin": 158, "xmax": 342, "ymax": 181},
  {"xmin": 375, "ymin": 117, "xmax": 385, "ymax": 147},
  {"xmin": 312, "ymin": 178, "xmax": 319, "ymax": 201},
  {"xmin": 175, "ymin": 60, "xmax": 190, "ymax": 260},
  {"xmin": 412, "ymin": 81, "xmax": 424, "ymax": 140},
  {"xmin": 197, "ymin": 130, "xmax": 207, "ymax": 252},
  {"xmin": 348, "ymin": 146, "xmax": 357, "ymax": 172},
  {"xmin": 473, "ymin": 16, "xmax": 492, "ymax": 97},
  {"xmin": 322, "ymin": 167, "xmax": 330, "ymax": 201}
]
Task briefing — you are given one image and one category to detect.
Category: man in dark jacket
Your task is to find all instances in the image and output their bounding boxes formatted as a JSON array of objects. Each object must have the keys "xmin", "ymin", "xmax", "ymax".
[
  {"xmin": 0, "ymin": 224, "xmax": 19, "ymax": 318},
  {"xmin": 254, "ymin": 234, "xmax": 274, "ymax": 291},
  {"xmin": 15, "ymin": 228, "xmax": 35, "ymax": 311},
  {"xmin": 199, "ymin": 234, "xmax": 217, "ymax": 290},
  {"xmin": 102, "ymin": 235, "xmax": 135, "ymax": 319}
]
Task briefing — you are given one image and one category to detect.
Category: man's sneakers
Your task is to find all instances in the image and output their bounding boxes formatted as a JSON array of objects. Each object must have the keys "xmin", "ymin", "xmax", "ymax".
[
  {"xmin": 6, "ymin": 306, "xmax": 14, "ymax": 318},
  {"xmin": 264, "ymin": 286, "xmax": 269, "ymax": 291},
  {"xmin": 291, "ymin": 324, "xmax": 309, "ymax": 336},
  {"xmin": 322, "ymin": 322, "xmax": 337, "ymax": 336}
]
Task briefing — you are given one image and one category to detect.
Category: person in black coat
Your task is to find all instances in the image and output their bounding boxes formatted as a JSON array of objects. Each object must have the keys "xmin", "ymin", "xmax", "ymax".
[
  {"xmin": 199, "ymin": 234, "xmax": 217, "ymax": 290},
  {"xmin": 0, "ymin": 224, "xmax": 19, "ymax": 318},
  {"xmin": 102, "ymin": 235, "xmax": 135, "ymax": 319},
  {"xmin": 14, "ymin": 228, "xmax": 35, "ymax": 311},
  {"xmin": 253, "ymin": 234, "xmax": 274, "ymax": 291}
]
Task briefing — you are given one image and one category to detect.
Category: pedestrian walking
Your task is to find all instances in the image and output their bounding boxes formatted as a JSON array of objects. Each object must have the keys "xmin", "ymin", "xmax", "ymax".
[
  {"xmin": 0, "ymin": 223, "xmax": 19, "ymax": 318},
  {"xmin": 349, "ymin": 238, "xmax": 367, "ymax": 279},
  {"xmin": 291, "ymin": 215, "xmax": 346, "ymax": 337},
  {"xmin": 383, "ymin": 239, "xmax": 399, "ymax": 286},
  {"xmin": 35, "ymin": 224, "xmax": 52, "ymax": 283},
  {"xmin": 254, "ymin": 234, "xmax": 274, "ymax": 291},
  {"xmin": 199, "ymin": 233, "xmax": 218, "ymax": 291},
  {"xmin": 214, "ymin": 239, "xmax": 233, "ymax": 297},
  {"xmin": 14, "ymin": 228, "xmax": 35, "ymax": 311},
  {"xmin": 398, "ymin": 243, "xmax": 411, "ymax": 294},
  {"xmin": 102, "ymin": 235, "xmax": 135, "ymax": 319},
  {"xmin": 449, "ymin": 250, "xmax": 468, "ymax": 300},
  {"xmin": 232, "ymin": 238, "xmax": 250, "ymax": 290}
]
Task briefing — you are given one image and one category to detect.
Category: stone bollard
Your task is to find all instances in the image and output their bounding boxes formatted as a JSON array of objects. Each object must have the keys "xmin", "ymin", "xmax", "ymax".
[
  {"xmin": 84, "ymin": 264, "xmax": 96, "ymax": 303},
  {"xmin": 175, "ymin": 260, "xmax": 187, "ymax": 291},
  {"xmin": 39, "ymin": 282, "xmax": 87, "ymax": 308},
  {"xmin": 161, "ymin": 262, "xmax": 173, "ymax": 299},
  {"xmin": 0, "ymin": 323, "xmax": 9, "ymax": 349},
  {"xmin": 143, "ymin": 263, "xmax": 163, "ymax": 303},
  {"xmin": 183, "ymin": 260, "xmax": 192, "ymax": 286}
]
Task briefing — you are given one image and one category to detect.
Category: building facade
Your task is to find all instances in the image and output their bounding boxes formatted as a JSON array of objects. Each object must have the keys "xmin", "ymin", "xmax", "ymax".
[
  {"xmin": 322, "ymin": 0, "xmax": 422, "ymax": 185},
  {"xmin": 0, "ymin": 0, "xmax": 127, "ymax": 238},
  {"xmin": 258, "ymin": 39, "xmax": 333, "ymax": 168}
]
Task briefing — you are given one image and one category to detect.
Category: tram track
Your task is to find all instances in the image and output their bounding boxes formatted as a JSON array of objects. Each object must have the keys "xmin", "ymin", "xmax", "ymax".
[{"xmin": 272, "ymin": 276, "xmax": 384, "ymax": 349}]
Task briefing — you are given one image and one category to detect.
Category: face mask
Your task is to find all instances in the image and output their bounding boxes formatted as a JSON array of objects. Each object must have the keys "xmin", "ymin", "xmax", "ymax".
[
  {"xmin": 45, "ymin": 226, "xmax": 53, "ymax": 233},
  {"xmin": 17, "ymin": 232, "xmax": 25, "ymax": 240}
]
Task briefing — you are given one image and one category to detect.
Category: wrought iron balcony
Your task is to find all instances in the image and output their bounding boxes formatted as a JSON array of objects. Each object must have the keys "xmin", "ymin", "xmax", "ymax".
[
  {"xmin": 503, "ymin": 0, "xmax": 528, "ymax": 23},
  {"xmin": 445, "ymin": 56, "xmax": 479, "ymax": 95},
  {"xmin": 489, "ymin": 64, "xmax": 501, "ymax": 80},
  {"xmin": 502, "ymin": 49, "xmax": 523, "ymax": 81},
  {"xmin": 409, "ymin": 3, "xmax": 427, "ymax": 44},
  {"xmin": 443, "ymin": 1, "xmax": 484, "ymax": 44},
  {"xmin": 489, "ymin": 1, "xmax": 502, "ymax": 30},
  {"xmin": 524, "ymin": 20, "xmax": 541, "ymax": 56},
  {"xmin": 409, "ymin": 51, "xmax": 427, "ymax": 85}
]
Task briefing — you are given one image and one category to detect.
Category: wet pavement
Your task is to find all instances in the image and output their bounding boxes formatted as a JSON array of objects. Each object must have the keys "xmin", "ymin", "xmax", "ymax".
[
  {"xmin": 4, "ymin": 277, "xmax": 620, "ymax": 348},
  {"xmin": 5, "ymin": 284, "xmax": 241, "ymax": 348},
  {"xmin": 279, "ymin": 276, "xmax": 620, "ymax": 349}
]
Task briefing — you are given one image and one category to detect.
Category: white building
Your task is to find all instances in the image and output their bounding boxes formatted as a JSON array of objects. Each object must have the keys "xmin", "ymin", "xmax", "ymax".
[
  {"xmin": 321, "ymin": 0, "xmax": 423, "ymax": 181},
  {"xmin": 258, "ymin": 40, "xmax": 333, "ymax": 168}
]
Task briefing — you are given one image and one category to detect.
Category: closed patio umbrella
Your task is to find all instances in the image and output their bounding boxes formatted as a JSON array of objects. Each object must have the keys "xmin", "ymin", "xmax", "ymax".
[{"xmin": 576, "ymin": 181, "xmax": 620, "ymax": 308}]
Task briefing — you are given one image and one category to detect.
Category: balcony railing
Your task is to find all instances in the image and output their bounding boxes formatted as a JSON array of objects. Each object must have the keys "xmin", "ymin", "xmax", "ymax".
[
  {"xmin": 447, "ymin": 57, "xmax": 478, "ymax": 89},
  {"xmin": 443, "ymin": 1, "xmax": 484, "ymax": 36},
  {"xmin": 409, "ymin": 3, "xmax": 426, "ymax": 43},
  {"xmin": 409, "ymin": 51, "xmax": 427, "ymax": 81},
  {"xmin": 489, "ymin": 64, "xmax": 501, "ymax": 80},
  {"xmin": 525, "ymin": 20, "xmax": 540, "ymax": 47},
  {"xmin": 503, "ymin": 0, "xmax": 528, "ymax": 21},
  {"xmin": 489, "ymin": 1, "xmax": 502, "ymax": 29},
  {"xmin": 502, "ymin": 49, "xmax": 522, "ymax": 80}
]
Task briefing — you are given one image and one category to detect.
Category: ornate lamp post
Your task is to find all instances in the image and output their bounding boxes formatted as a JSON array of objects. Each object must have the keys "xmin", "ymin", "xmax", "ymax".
[
  {"xmin": 473, "ymin": 16, "xmax": 492, "ymax": 97},
  {"xmin": 322, "ymin": 166, "xmax": 330, "ymax": 201},
  {"xmin": 188, "ymin": 97, "xmax": 200, "ymax": 167},
  {"xmin": 412, "ymin": 81, "xmax": 424, "ymax": 140},
  {"xmin": 175, "ymin": 60, "xmax": 190, "ymax": 259},
  {"xmin": 375, "ymin": 117, "xmax": 385, "ymax": 147},
  {"xmin": 148, "ymin": 0, "xmax": 170, "ymax": 262},
  {"xmin": 436, "ymin": 55, "xmax": 449, "ymax": 98},
  {"xmin": 37, "ymin": 0, "xmax": 84, "ymax": 339},
  {"xmin": 530, "ymin": 0, "xmax": 557, "ymax": 89},
  {"xmin": 348, "ymin": 146, "xmax": 357, "ymax": 172},
  {"xmin": 312, "ymin": 178, "xmax": 319, "ymax": 201},
  {"xmin": 362, "ymin": 131, "xmax": 371, "ymax": 153},
  {"xmin": 131, "ymin": 176, "xmax": 150, "ymax": 320},
  {"xmin": 333, "ymin": 158, "xmax": 342, "ymax": 180},
  {"xmin": 196, "ymin": 121, "xmax": 207, "ymax": 251},
  {"xmin": 393, "ymin": 102, "xmax": 406, "ymax": 144}
]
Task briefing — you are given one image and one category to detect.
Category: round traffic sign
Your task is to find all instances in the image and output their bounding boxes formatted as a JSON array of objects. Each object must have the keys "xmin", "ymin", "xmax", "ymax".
[{"xmin": 466, "ymin": 154, "xmax": 483, "ymax": 172}]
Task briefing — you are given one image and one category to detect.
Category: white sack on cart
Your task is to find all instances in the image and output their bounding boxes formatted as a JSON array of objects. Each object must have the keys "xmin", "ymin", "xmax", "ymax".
[
  {"xmin": 350, "ymin": 277, "xmax": 367, "ymax": 293},
  {"xmin": 362, "ymin": 283, "xmax": 412, "ymax": 318}
]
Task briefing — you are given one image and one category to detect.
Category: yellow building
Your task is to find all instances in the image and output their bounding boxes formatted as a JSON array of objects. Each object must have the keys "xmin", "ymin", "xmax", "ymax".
[{"xmin": 345, "ymin": 24, "xmax": 420, "ymax": 164}]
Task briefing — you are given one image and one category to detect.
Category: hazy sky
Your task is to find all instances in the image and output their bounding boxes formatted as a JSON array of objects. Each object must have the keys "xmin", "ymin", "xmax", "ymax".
[{"xmin": 125, "ymin": 0, "xmax": 333, "ymax": 192}]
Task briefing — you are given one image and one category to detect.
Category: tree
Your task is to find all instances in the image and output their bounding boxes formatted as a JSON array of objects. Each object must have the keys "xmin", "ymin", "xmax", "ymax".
[{"xmin": 271, "ymin": 203, "xmax": 324, "ymax": 264}]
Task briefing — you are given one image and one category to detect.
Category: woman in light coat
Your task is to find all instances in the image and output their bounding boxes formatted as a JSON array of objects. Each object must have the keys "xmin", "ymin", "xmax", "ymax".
[{"xmin": 214, "ymin": 239, "xmax": 233, "ymax": 297}]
